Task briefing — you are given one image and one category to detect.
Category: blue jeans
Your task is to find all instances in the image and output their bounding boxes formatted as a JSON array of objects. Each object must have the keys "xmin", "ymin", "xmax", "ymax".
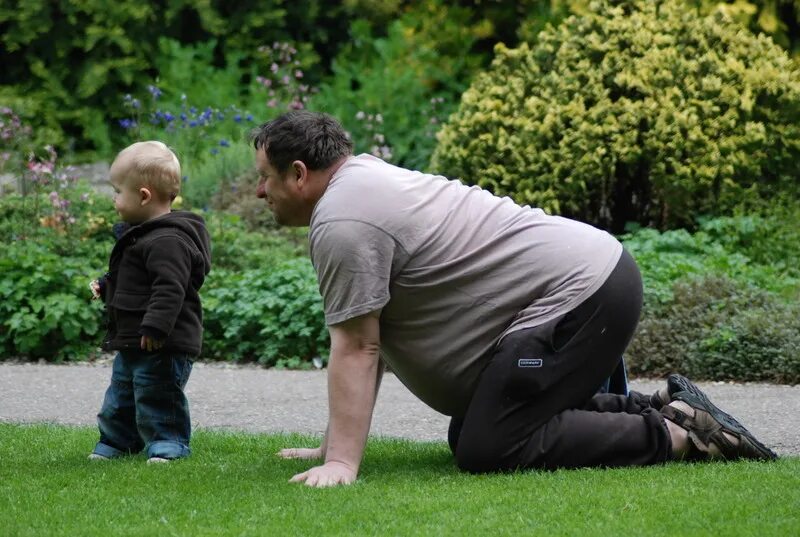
[
  {"xmin": 93, "ymin": 350, "xmax": 193, "ymax": 459},
  {"xmin": 595, "ymin": 357, "xmax": 629, "ymax": 396}
]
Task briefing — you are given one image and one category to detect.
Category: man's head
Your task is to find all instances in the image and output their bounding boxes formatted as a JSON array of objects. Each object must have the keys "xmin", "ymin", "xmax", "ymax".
[
  {"xmin": 252, "ymin": 111, "xmax": 353, "ymax": 226},
  {"xmin": 109, "ymin": 141, "xmax": 181, "ymax": 224}
]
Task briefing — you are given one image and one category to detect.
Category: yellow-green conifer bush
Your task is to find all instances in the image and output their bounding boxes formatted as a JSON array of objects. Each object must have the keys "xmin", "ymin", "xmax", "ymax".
[{"xmin": 432, "ymin": 0, "xmax": 800, "ymax": 231}]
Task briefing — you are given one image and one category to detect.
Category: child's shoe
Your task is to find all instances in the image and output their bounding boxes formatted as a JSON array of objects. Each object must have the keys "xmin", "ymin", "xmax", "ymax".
[
  {"xmin": 88, "ymin": 453, "xmax": 110, "ymax": 461},
  {"xmin": 147, "ymin": 457, "xmax": 171, "ymax": 464}
]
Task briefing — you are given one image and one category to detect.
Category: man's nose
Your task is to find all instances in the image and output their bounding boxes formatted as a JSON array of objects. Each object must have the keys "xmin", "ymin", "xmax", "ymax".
[{"xmin": 256, "ymin": 179, "xmax": 266, "ymax": 198}]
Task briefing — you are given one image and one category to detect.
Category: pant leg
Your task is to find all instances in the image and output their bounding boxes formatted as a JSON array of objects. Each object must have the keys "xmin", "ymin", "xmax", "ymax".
[
  {"xmin": 581, "ymin": 390, "xmax": 653, "ymax": 413},
  {"xmin": 454, "ymin": 249, "xmax": 672, "ymax": 472},
  {"xmin": 94, "ymin": 352, "xmax": 144, "ymax": 457},
  {"xmin": 131, "ymin": 351, "xmax": 193, "ymax": 459}
]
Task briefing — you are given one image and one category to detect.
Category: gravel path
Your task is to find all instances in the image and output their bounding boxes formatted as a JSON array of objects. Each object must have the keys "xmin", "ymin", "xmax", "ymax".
[{"xmin": 1, "ymin": 362, "xmax": 797, "ymax": 456}]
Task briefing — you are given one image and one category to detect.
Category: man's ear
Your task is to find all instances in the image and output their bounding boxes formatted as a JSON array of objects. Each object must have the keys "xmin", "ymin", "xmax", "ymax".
[
  {"xmin": 292, "ymin": 160, "xmax": 308, "ymax": 188},
  {"xmin": 139, "ymin": 187, "xmax": 153, "ymax": 206}
]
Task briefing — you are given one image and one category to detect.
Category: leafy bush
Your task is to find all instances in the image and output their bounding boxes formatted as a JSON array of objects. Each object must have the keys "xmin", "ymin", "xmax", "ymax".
[
  {"xmin": 0, "ymin": 181, "xmax": 114, "ymax": 361},
  {"xmin": 622, "ymin": 216, "xmax": 800, "ymax": 306},
  {"xmin": 0, "ymin": 1, "xmax": 358, "ymax": 156},
  {"xmin": 202, "ymin": 260, "xmax": 328, "ymax": 368},
  {"xmin": 432, "ymin": 0, "xmax": 800, "ymax": 232},
  {"xmin": 0, "ymin": 239, "xmax": 106, "ymax": 361},
  {"xmin": 309, "ymin": 2, "xmax": 486, "ymax": 170},
  {"xmin": 113, "ymin": 38, "xmax": 323, "ymax": 208},
  {"xmin": 204, "ymin": 211, "xmax": 307, "ymax": 272},
  {"xmin": 690, "ymin": 0, "xmax": 800, "ymax": 55},
  {"xmin": 627, "ymin": 276, "xmax": 800, "ymax": 383}
]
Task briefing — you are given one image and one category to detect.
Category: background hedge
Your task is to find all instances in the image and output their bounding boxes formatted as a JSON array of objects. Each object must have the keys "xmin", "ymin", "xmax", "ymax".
[{"xmin": 432, "ymin": 0, "xmax": 800, "ymax": 232}]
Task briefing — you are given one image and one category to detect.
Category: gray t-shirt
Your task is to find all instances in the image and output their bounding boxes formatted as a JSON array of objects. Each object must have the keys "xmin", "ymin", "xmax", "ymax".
[{"xmin": 310, "ymin": 154, "xmax": 622, "ymax": 416}]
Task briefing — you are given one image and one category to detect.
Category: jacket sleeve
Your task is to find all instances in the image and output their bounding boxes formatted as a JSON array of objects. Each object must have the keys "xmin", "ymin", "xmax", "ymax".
[
  {"xmin": 140, "ymin": 236, "xmax": 193, "ymax": 337},
  {"xmin": 97, "ymin": 273, "xmax": 110, "ymax": 303}
]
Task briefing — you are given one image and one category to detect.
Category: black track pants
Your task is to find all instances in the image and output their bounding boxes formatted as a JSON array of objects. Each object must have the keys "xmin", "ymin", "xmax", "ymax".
[{"xmin": 450, "ymin": 249, "xmax": 672, "ymax": 472}]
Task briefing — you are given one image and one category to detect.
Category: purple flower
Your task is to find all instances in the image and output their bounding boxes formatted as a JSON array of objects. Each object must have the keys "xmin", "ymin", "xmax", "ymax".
[
  {"xmin": 233, "ymin": 114, "xmax": 242, "ymax": 123},
  {"xmin": 246, "ymin": 114, "xmax": 254, "ymax": 122},
  {"xmin": 119, "ymin": 118, "xmax": 137, "ymax": 129},
  {"xmin": 147, "ymin": 85, "xmax": 162, "ymax": 99},
  {"xmin": 219, "ymin": 139, "xmax": 230, "ymax": 147}
]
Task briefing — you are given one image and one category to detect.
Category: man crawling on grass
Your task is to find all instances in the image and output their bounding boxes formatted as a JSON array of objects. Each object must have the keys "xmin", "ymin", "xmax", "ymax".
[{"xmin": 251, "ymin": 111, "xmax": 777, "ymax": 487}]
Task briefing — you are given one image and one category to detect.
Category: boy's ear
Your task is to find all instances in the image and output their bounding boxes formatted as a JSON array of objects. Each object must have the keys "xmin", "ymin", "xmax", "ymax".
[{"xmin": 139, "ymin": 186, "xmax": 153, "ymax": 206}]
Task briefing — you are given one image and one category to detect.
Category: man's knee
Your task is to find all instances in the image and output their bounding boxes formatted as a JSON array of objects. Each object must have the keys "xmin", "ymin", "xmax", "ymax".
[{"xmin": 454, "ymin": 436, "xmax": 507, "ymax": 474}]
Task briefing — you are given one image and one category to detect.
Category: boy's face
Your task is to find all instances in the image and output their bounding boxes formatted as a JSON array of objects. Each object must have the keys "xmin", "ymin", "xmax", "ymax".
[{"xmin": 110, "ymin": 173, "xmax": 147, "ymax": 224}]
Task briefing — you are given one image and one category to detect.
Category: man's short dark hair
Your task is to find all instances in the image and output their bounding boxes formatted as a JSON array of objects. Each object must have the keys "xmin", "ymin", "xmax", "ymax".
[{"xmin": 252, "ymin": 111, "xmax": 354, "ymax": 174}]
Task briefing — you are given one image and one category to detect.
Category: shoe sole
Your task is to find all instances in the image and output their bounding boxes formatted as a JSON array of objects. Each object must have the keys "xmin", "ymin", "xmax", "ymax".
[{"xmin": 672, "ymin": 390, "xmax": 778, "ymax": 460}]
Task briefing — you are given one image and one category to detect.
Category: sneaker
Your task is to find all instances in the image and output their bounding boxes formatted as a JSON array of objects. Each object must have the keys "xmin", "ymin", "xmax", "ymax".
[
  {"xmin": 662, "ymin": 390, "xmax": 778, "ymax": 461},
  {"xmin": 147, "ymin": 457, "xmax": 171, "ymax": 464},
  {"xmin": 88, "ymin": 453, "xmax": 110, "ymax": 461},
  {"xmin": 650, "ymin": 374, "xmax": 710, "ymax": 409}
]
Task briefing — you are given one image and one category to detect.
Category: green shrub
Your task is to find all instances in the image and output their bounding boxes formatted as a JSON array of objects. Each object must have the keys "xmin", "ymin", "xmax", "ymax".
[
  {"xmin": 0, "ymin": 178, "xmax": 118, "ymax": 361},
  {"xmin": 690, "ymin": 0, "xmax": 800, "ymax": 55},
  {"xmin": 202, "ymin": 260, "xmax": 328, "ymax": 367},
  {"xmin": 622, "ymin": 215, "xmax": 800, "ymax": 306},
  {"xmin": 309, "ymin": 2, "xmax": 486, "ymax": 170},
  {"xmin": 0, "ymin": 239, "xmax": 106, "ymax": 361},
  {"xmin": 204, "ymin": 211, "xmax": 307, "ymax": 272},
  {"xmin": 696, "ymin": 207, "xmax": 800, "ymax": 282},
  {"xmin": 432, "ymin": 0, "xmax": 800, "ymax": 232},
  {"xmin": 0, "ymin": 1, "xmax": 343, "ymax": 157},
  {"xmin": 627, "ymin": 276, "xmax": 800, "ymax": 383}
]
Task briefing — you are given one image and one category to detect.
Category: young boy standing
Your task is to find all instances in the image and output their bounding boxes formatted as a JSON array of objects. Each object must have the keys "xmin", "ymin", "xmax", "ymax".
[{"xmin": 89, "ymin": 141, "xmax": 211, "ymax": 463}]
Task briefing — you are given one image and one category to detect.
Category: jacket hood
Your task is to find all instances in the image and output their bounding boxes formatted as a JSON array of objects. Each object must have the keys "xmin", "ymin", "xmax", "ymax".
[{"xmin": 118, "ymin": 211, "xmax": 212, "ymax": 274}]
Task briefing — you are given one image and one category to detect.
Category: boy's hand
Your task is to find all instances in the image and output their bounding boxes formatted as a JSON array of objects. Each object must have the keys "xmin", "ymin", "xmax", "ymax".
[
  {"xmin": 89, "ymin": 280, "xmax": 101, "ymax": 300},
  {"xmin": 140, "ymin": 335, "xmax": 165, "ymax": 351}
]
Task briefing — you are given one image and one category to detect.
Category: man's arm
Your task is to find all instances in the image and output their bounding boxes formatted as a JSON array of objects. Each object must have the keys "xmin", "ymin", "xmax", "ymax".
[
  {"xmin": 287, "ymin": 310, "xmax": 381, "ymax": 487},
  {"xmin": 279, "ymin": 360, "xmax": 385, "ymax": 461}
]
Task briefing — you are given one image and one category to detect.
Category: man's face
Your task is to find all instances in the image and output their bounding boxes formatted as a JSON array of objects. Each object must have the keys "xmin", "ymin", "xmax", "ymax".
[{"xmin": 255, "ymin": 148, "xmax": 305, "ymax": 226}]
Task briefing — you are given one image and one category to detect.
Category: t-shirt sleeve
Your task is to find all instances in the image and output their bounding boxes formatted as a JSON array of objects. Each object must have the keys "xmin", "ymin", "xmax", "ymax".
[{"xmin": 310, "ymin": 220, "xmax": 395, "ymax": 325}]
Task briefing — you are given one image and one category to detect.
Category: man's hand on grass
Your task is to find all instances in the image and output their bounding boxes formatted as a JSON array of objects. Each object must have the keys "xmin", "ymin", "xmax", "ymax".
[
  {"xmin": 278, "ymin": 446, "xmax": 324, "ymax": 460},
  {"xmin": 288, "ymin": 461, "xmax": 357, "ymax": 488}
]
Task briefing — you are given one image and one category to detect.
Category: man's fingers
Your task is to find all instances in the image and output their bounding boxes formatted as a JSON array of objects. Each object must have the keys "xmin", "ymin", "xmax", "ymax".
[
  {"xmin": 288, "ymin": 471, "xmax": 309, "ymax": 483},
  {"xmin": 278, "ymin": 448, "xmax": 299, "ymax": 459},
  {"xmin": 278, "ymin": 448, "xmax": 320, "ymax": 460}
]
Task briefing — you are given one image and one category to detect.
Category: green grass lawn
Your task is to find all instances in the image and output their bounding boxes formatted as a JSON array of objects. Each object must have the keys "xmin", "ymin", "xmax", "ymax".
[{"xmin": 1, "ymin": 423, "xmax": 798, "ymax": 536}]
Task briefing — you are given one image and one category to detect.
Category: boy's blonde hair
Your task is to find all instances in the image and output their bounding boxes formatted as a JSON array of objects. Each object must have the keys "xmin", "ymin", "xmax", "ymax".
[{"xmin": 111, "ymin": 141, "xmax": 181, "ymax": 201}]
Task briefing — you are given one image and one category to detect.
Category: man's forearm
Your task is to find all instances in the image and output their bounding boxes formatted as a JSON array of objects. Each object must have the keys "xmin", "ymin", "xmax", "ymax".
[{"xmin": 324, "ymin": 348, "xmax": 380, "ymax": 472}]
